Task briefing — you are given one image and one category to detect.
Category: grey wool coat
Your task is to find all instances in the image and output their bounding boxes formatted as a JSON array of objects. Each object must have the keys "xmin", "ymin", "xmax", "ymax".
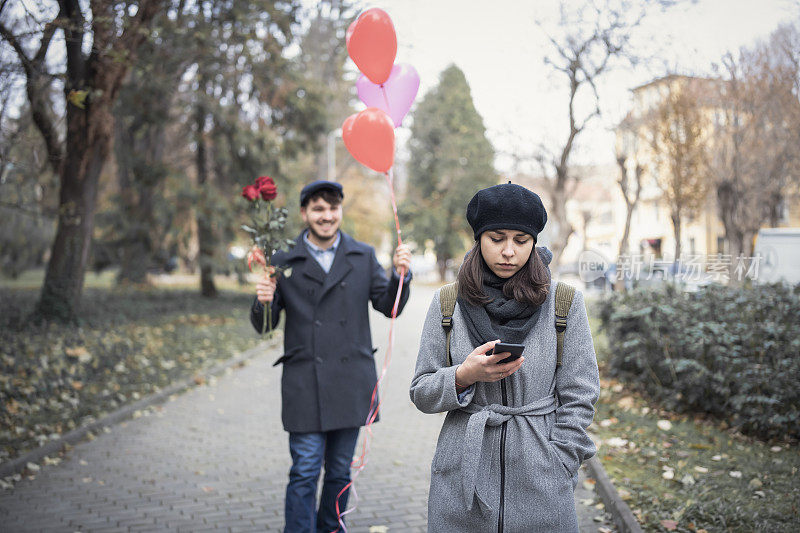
[
  {"xmin": 251, "ymin": 230, "xmax": 411, "ymax": 433},
  {"xmin": 410, "ymin": 278, "xmax": 600, "ymax": 533}
]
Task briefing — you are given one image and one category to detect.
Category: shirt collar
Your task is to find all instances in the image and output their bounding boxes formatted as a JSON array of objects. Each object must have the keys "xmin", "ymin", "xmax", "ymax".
[{"xmin": 303, "ymin": 230, "xmax": 340, "ymax": 254}]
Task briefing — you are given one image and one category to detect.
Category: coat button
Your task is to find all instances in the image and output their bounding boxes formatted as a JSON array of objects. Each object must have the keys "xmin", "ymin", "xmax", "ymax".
[
  {"xmin": 341, "ymin": 281, "xmax": 347, "ymax": 288},
  {"xmin": 315, "ymin": 357, "xmax": 323, "ymax": 364},
  {"xmin": 315, "ymin": 320, "xmax": 322, "ymax": 326}
]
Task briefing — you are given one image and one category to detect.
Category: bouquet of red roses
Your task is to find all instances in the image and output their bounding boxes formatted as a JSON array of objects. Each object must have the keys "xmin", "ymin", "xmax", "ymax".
[{"xmin": 241, "ymin": 176, "xmax": 293, "ymax": 336}]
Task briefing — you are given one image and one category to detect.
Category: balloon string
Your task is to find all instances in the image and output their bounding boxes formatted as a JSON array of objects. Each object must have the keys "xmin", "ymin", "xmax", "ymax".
[{"xmin": 333, "ymin": 168, "xmax": 405, "ymax": 533}]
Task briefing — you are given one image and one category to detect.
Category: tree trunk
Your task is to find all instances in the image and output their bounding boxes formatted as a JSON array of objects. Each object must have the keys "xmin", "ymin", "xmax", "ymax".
[
  {"xmin": 115, "ymin": 119, "xmax": 161, "ymax": 285},
  {"xmin": 195, "ymin": 102, "xmax": 217, "ymax": 298},
  {"xmin": 671, "ymin": 211, "xmax": 682, "ymax": 270},
  {"xmin": 548, "ymin": 179, "xmax": 573, "ymax": 270},
  {"xmin": 436, "ymin": 250, "xmax": 448, "ymax": 283},
  {"xmin": 36, "ymin": 98, "xmax": 111, "ymax": 321}
]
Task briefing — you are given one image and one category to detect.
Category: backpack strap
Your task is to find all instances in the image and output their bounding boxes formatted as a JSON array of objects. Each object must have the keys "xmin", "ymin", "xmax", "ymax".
[
  {"xmin": 439, "ymin": 282, "xmax": 459, "ymax": 367},
  {"xmin": 554, "ymin": 282, "xmax": 576, "ymax": 367}
]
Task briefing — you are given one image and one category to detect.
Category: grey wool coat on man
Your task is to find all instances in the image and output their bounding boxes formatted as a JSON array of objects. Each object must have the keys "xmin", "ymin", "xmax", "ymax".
[
  {"xmin": 410, "ymin": 266, "xmax": 599, "ymax": 532},
  {"xmin": 251, "ymin": 230, "xmax": 411, "ymax": 433}
]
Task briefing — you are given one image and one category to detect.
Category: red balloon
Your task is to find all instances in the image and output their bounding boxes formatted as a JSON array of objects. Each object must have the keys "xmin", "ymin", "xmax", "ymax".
[
  {"xmin": 347, "ymin": 8, "xmax": 397, "ymax": 85},
  {"xmin": 345, "ymin": 19, "xmax": 356, "ymax": 47},
  {"xmin": 342, "ymin": 113, "xmax": 357, "ymax": 139},
  {"xmin": 342, "ymin": 108, "xmax": 395, "ymax": 173}
]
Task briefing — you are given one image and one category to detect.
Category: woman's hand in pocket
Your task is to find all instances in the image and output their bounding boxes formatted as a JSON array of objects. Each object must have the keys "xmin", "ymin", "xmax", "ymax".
[{"xmin": 455, "ymin": 339, "xmax": 525, "ymax": 387}]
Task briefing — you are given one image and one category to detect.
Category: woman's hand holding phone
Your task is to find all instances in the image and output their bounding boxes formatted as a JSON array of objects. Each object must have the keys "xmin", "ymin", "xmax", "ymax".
[{"xmin": 455, "ymin": 339, "xmax": 525, "ymax": 388}]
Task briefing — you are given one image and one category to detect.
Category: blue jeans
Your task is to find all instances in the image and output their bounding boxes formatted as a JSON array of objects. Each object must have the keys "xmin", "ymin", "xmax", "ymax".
[{"xmin": 285, "ymin": 427, "xmax": 360, "ymax": 533}]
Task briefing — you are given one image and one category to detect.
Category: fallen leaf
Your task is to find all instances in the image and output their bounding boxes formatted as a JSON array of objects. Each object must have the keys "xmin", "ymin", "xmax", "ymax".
[
  {"xmin": 770, "ymin": 446, "xmax": 782, "ymax": 452},
  {"xmin": 729, "ymin": 471, "xmax": 742, "ymax": 478},
  {"xmin": 681, "ymin": 474, "xmax": 696, "ymax": 486},
  {"xmin": 662, "ymin": 469, "xmax": 675, "ymax": 480},
  {"xmin": 661, "ymin": 519, "xmax": 678, "ymax": 530},
  {"xmin": 6, "ymin": 399, "xmax": 19, "ymax": 415},
  {"xmin": 201, "ymin": 486, "xmax": 214, "ymax": 493},
  {"xmin": 657, "ymin": 420, "xmax": 672, "ymax": 431},
  {"xmin": 368, "ymin": 527, "xmax": 388, "ymax": 533},
  {"xmin": 617, "ymin": 396, "xmax": 634, "ymax": 409},
  {"xmin": 694, "ymin": 466, "xmax": 708, "ymax": 473},
  {"xmin": 65, "ymin": 346, "xmax": 92, "ymax": 363},
  {"xmin": 749, "ymin": 478, "xmax": 763, "ymax": 489},
  {"xmin": 711, "ymin": 455, "xmax": 722, "ymax": 461}
]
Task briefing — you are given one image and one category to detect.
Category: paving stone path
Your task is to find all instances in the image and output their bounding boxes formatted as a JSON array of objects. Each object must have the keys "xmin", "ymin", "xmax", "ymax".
[{"xmin": 0, "ymin": 285, "xmax": 615, "ymax": 532}]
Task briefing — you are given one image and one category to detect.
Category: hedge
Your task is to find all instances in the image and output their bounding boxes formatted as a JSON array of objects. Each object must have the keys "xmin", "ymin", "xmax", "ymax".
[{"xmin": 597, "ymin": 282, "xmax": 800, "ymax": 441}]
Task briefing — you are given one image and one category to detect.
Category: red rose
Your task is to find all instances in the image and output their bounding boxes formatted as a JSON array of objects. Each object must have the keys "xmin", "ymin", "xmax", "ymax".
[
  {"xmin": 258, "ymin": 176, "xmax": 278, "ymax": 201},
  {"xmin": 242, "ymin": 184, "xmax": 259, "ymax": 201}
]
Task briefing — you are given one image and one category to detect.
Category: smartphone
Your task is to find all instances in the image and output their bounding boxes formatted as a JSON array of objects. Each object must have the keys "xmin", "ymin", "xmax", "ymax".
[{"xmin": 490, "ymin": 342, "xmax": 525, "ymax": 364}]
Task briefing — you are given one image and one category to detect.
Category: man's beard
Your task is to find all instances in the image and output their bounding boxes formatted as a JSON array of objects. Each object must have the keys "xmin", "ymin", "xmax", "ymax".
[{"xmin": 307, "ymin": 222, "xmax": 339, "ymax": 244}]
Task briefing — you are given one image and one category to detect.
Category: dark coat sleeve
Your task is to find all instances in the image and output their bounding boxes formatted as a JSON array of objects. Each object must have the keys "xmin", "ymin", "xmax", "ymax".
[
  {"xmin": 249, "ymin": 278, "xmax": 284, "ymax": 334},
  {"xmin": 368, "ymin": 249, "xmax": 412, "ymax": 318}
]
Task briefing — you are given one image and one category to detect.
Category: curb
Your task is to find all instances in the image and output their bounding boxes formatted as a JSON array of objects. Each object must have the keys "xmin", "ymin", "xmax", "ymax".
[
  {"xmin": 586, "ymin": 455, "xmax": 643, "ymax": 533},
  {"xmin": 0, "ymin": 337, "xmax": 280, "ymax": 480}
]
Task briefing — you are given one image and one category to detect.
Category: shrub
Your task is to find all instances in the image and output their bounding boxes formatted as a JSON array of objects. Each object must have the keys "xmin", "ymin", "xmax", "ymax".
[{"xmin": 598, "ymin": 282, "xmax": 800, "ymax": 440}]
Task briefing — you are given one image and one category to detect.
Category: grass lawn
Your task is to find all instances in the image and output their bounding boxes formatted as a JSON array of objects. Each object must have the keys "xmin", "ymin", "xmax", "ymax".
[
  {"xmin": 587, "ymin": 314, "xmax": 799, "ymax": 532},
  {"xmin": 0, "ymin": 272, "xmax": 271, "ymax": 468}
]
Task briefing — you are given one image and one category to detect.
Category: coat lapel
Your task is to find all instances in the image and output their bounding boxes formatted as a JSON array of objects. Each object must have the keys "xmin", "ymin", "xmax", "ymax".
[
  {"xmin": 318, "ymin": 235, "xmax": 353, "ymax": 301},
  {"xmin": 286, "ymin": 231, "xmax": 326, "ymax": 286}
]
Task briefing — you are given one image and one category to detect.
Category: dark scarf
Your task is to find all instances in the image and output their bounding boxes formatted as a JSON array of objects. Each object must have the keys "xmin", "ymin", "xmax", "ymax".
[{"xmin": 457, "ymin": 262, "xmax": 542, "ymax": 348}]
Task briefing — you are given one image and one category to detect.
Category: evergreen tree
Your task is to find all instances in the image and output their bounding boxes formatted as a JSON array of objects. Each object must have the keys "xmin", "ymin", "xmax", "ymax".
[{"xmin": 402, "ymin": 65, "xmax": 496, "ymax": 280}]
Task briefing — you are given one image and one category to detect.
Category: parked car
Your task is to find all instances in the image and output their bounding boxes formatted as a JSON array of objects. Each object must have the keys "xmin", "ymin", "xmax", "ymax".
[{"xmin": 753, "ymin": 228, "xmax": 800, "ymax": 285}]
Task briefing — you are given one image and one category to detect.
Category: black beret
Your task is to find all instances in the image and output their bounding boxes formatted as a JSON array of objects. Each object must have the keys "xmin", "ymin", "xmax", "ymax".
[
  {"xmin": 466, "ymin": 183, "xmax": 547, "ymax": 242},
  {"xmin": 299, "ymin": 180, "xmax": 344, "ymax": 206}
]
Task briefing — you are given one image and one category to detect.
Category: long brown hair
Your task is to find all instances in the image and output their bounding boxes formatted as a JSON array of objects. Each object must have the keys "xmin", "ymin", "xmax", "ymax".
[{"xmin": 457, "ymin": 240, "xmax": 550, "ymax": 306}]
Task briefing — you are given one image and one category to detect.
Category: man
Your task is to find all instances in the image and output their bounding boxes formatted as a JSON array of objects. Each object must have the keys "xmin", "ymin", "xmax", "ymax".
[{"xmin": 251, "ymin": 180, "xmax": 412, "ymax": 533}]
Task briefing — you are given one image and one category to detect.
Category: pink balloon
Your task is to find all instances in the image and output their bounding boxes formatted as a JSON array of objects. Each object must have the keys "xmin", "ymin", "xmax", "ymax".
[{"xmin": 356, "ymin": 64, "xmax": 420, "ymax": 128}]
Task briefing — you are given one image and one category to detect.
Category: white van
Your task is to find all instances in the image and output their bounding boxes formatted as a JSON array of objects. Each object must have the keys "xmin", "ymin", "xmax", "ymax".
[{"xmin": 753, "ymin": 228, "xmax": 800, "ymax": 285}]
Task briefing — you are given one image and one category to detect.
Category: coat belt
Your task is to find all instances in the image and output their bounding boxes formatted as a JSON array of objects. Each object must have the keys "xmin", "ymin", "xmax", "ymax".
[{"xmin": 458, "ymin": 395, "xmax": 558, "ymax": 514}]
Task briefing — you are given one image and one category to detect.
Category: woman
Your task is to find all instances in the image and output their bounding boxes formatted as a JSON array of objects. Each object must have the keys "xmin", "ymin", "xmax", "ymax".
[{"xmin": 410, "ymin": 183, "xmax": 600, "ymax": 533}]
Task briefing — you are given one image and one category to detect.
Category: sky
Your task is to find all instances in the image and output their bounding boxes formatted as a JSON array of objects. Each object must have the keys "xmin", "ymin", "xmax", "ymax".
[{"xmin": 331, "ymin": 0, "xmax": 800, "ymax": 173}]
